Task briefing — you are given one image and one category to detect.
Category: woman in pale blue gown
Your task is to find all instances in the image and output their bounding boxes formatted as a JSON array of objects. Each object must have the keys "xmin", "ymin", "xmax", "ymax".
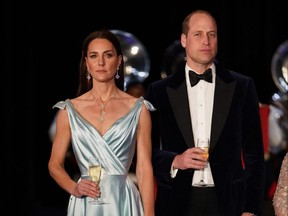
[{"xmin": 48, "ymin": 29, "xmax": 155, "ymax": 216}]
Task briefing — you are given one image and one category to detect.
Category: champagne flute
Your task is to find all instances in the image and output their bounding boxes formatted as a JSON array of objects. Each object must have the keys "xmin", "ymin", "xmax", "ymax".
[
  {"xmin": 88, "ymin": 157, "xmax": 104, "ymax": 205},
  {"xmin": 195, "ymin": 139, "xmax": 210, "ymax": 187}
]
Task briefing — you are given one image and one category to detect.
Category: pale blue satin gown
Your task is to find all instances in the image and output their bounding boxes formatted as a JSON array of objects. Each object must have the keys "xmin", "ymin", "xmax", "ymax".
[{"xmin": 53, "ymin": 97, "xmax": 155, "ymax": 216}]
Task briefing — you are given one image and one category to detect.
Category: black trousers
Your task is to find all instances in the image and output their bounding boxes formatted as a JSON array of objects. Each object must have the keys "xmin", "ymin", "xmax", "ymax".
[{"xmin": 184, "ymin": 186, "xmax": 221, "ymax": 216}]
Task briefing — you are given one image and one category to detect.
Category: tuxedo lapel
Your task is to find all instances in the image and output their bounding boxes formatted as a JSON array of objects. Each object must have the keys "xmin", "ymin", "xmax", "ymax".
[
  {"xmin": 167, "ymin": 81, "xmax": 194, "ymax": 148},
  {"xmin": 210, "ymin": 73, "xmax": 236, "ymax": 151}
]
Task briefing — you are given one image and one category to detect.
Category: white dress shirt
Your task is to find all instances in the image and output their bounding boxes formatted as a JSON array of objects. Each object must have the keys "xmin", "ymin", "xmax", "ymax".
[{"xmin": 187, "ymin": 64, "xmax": 215, "ymax": 186}]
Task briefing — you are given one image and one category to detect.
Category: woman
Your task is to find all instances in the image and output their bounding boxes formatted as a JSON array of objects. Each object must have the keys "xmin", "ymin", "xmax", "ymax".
[
  {"xmin": 48, "ymin": 29, "xmax": 155, "ymax": 216},
  {"xmin": 273, "ymin": 151, "xmax": 288, "ymax": 216}
]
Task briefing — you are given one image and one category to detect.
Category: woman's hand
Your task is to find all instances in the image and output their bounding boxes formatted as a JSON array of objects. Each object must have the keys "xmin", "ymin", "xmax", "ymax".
[{"xmin": 71, "ymin": 178, "xmax": 100, "ymax": 198}]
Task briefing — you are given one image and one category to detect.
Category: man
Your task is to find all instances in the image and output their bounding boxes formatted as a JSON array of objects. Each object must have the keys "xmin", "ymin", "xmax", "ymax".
[{"xmin": 145, "ymin": 10, "xmax": 265, "ymax": 216}]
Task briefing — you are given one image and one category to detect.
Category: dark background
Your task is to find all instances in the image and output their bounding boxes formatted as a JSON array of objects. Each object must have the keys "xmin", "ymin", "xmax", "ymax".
[{"xmin": 5, "ymin": 1, "xmax": 286, "ymax": 215}]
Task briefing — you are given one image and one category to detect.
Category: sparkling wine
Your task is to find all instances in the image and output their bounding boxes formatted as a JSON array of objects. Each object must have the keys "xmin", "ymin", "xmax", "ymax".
[
  {"xmin": 89, "ymin": 165, "xmax": 101, "ymax": 183},
  {"xmin": 201, "ymin": 147, "xmax": 209, "ymax": 159},
  {"xmin": 194, "ymin": 139, "xmax": 210, "ymax": 187}
]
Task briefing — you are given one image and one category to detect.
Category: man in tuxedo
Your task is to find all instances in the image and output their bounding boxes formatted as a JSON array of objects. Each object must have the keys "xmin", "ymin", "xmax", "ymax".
[{"xmin": 145, "ymin": 10, "xmax": 265, "ymax": 216}]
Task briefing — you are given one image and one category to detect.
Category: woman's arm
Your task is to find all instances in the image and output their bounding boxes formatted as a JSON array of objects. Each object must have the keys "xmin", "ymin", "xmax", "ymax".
[
  {"xmin": 136, "ymin": 105, "xmax": 155, "ymax": 216},
  {"xmin": 48, "ymin": 109, "xmax": 99, "ymax": 198}
]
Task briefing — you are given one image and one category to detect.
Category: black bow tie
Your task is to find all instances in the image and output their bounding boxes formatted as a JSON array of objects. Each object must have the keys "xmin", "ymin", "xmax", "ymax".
[{"xmin": 189, "ymin": 68, "xmax": 212, "ymax": 87}]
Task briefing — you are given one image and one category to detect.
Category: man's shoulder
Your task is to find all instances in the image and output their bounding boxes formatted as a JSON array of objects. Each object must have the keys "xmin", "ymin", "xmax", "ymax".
[
  {"xmin": 216, "ymin": 63, "xmax": 253, "ymax": 83},
  {"xmin": 148, "ymin": 75, "xmax": 174, "ymax": 88}
]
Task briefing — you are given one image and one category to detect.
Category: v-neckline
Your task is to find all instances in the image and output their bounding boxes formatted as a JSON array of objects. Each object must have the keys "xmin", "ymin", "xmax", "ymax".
[{"xmin": 66, "ymin": 97, "xmax": 142, "ymax": 137}]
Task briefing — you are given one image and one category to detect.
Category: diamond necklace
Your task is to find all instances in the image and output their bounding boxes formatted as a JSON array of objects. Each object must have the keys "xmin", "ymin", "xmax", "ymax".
[{"xmin": 91, "ymin": 90, "xmax": 118, "ymax": 122}]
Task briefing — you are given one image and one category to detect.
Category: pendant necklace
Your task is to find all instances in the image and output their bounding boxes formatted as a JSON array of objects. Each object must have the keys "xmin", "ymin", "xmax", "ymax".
[{"xmin": 91, "ymin": 90, "xmax": 118, "ymax": 122}]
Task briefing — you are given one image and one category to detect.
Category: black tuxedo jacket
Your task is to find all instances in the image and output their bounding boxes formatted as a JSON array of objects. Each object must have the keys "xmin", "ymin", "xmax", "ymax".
[{"xmin": 145, "ymin": 62, "xmax": 265, "ymax": 216}]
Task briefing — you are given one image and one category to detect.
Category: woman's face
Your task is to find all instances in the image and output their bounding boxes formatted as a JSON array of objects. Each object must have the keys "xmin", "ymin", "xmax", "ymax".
[{"xmin": 85, "ymin": 38, "xmax": 121, "ymax": 83}]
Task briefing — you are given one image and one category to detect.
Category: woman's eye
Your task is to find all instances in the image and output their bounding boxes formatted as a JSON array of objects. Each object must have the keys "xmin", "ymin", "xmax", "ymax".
[{"xmin": 104, "ymin": 53, "xmax": 113, "ymax": 58}]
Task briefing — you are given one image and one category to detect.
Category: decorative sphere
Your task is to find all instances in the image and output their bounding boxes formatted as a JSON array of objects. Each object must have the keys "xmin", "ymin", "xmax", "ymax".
[
  {"xmin": 110, "ymin": 29, "xmax": 150, "ymax": 90},
  {"xmin": 271, "ymin": 40, "xmax": 288, "ymax": 93}
]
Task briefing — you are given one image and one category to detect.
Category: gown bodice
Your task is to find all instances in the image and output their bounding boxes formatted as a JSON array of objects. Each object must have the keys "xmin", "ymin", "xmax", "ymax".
[{"xmin": 53, "ymin": 96, "xmax": 155, "ymax": 216}]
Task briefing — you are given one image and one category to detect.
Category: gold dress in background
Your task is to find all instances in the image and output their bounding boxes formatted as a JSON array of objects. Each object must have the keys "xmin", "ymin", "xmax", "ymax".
[{"xmin": 273, "ymin": 152, "xmax": 288, "ymax": 216}]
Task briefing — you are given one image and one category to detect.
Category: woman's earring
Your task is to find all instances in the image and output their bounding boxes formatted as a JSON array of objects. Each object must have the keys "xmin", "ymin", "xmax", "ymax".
[
  {"xmin": 115, "ymin": 69, "xmax": 120, "ymax": 79},
  {"xmin": 87, "ymin": 72, "xmax": 91, "ymax": 80}
]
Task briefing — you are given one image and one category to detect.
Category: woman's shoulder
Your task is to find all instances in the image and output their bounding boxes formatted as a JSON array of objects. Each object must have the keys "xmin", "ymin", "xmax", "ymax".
[
  {"xmin": 282, "ymin": 152, "xmax": 288, "ymax": 168},
  {"xmin": 119, "ymin": 90, "xmax": 155, "ymax": 110},
  {"xmin": 53, "ymin": 99, "xmax": 71, "ymax": 109},
  {"xmin": 118, "ymin": 89, "xmax": 137, "ymax": 100},
  {"xmin": 141, "ymin": 97, "xmax": 156, "ymax": 111},
  {"xmin": 69, "ymin": 92, "xmax": 94, "ymax": 108},
  {"xmin": 52, "ymin": 91, "xmax": 92, "ymax": 110}
]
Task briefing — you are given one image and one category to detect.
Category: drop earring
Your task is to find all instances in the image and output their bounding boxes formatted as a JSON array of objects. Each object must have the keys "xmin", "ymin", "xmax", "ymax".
[
  {"xmin": 87, "ymin": 72, "xmax": 91, "ymax": 80},
  {"xmin": 115, "ymin": 69, "xmax": 120, "ymax": 79}
]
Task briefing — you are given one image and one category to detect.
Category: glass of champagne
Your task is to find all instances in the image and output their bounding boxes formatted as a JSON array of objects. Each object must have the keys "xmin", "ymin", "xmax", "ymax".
[
  {"xmin": 88, "ymin": 157, "xmax": 104, "ymax": 205},
  {"xmin": 195, "ymin": 138, "xmax": 210, "ymax": 187}
]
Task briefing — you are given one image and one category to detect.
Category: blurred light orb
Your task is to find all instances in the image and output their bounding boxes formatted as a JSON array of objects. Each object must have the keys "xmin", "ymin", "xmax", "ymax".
[
  {"xmin": 270, "ymin": 39, "xmax": 288, "ymax": 153},
  {"xmin": 110, "ymin": 29, "xmax": 150, "ymax": 89},
  {"xmin": 271, "ymin": 40, "xmax": 288, "ymax": 93}
]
